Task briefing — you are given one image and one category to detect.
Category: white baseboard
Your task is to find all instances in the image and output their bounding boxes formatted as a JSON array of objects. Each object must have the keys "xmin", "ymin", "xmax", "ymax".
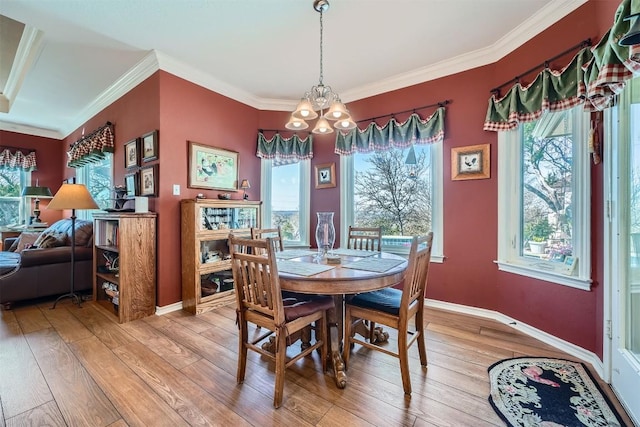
[
  {"xmin": 155, "ymin": 301, "xmax": 183, "ymax": 316},
  {"xmin": 425, "ymin": 299, "xmax": 605, "ymax": 379}
]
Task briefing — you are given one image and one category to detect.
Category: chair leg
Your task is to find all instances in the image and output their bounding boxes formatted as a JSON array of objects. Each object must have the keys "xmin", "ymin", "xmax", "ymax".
[
  {"xmin": 342, "ymin": 307, "xmax": 352, "ymax": 369},
  {"xmin": 416, "ymin": 311, "xmax": 428, "ymax": 367},
  {"xmin": 273, "ymin": 330, "xmax": 287, "ymax": 408},
  {"xmin": 320, "ymin": 313, "xmax": 328, "ymax": 372},
  {"xmin": 398, "ymin": 322, "xmax": 412, "ymax": 395},
  {"xmin": 237, "ymin": 320, "xmax": 248, "ymax": 383}
]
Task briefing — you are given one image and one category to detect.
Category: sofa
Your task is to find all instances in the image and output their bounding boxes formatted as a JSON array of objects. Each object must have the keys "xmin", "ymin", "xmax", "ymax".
[{"xmin": 0, "ymin": 219, "xmax": 94, "ymax": 309}]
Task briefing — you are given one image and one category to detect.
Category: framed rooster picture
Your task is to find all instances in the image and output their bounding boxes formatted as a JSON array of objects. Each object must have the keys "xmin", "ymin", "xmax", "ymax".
[{"xmin": 451, "ymin": 144, "xmax": 490, "ymax": 180}]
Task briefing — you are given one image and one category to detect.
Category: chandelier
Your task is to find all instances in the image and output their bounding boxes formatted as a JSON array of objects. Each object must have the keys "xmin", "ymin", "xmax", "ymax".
[{"xmin": 285, "ymin": 0, "xmax": 357, "ymax": 134}]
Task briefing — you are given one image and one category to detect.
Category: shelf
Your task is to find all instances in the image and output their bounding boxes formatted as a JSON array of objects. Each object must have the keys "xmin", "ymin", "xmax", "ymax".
[
  {"xmin": 96, "ymin": 245, "xmax": 119, "ymax": 253},
  {"xmin": 96, "ymin": 271, "xmax": 119, "ymax": 283}
]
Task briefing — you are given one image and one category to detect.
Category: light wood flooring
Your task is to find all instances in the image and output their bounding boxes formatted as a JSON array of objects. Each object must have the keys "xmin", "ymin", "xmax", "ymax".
[{"xmin": 0, "ymin": 298, "xmax": 635, "ymax": 426}]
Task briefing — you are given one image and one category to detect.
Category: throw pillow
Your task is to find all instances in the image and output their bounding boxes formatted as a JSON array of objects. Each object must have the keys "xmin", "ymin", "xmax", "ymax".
[
  {"xmin": 34, "ymin": 231, "xmax": 68, "ymax": 249},
  {"xmin": 15, "ymin": 232, "xmax": 41, "ymax": 252}
]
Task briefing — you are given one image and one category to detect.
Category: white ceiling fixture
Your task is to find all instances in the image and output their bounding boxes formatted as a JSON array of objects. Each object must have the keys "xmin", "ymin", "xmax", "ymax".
[{"xmin": 286, "ymin": 0, "xmax": 356, "ymax": 134}]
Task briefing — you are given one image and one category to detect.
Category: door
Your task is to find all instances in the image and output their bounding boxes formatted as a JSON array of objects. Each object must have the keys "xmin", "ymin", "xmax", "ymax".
[{"xmin": 608, "ymin": 77, "xmax": 640, "ymax": 424}]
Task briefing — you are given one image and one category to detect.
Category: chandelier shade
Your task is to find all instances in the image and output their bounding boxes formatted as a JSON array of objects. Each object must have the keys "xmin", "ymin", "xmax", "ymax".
[{"xmin": 287, "ymin": 0, "xmax": 354, "ymax": 134}]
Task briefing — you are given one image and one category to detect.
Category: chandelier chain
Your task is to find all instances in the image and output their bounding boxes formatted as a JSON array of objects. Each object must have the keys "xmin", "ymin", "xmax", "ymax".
[{"xmin": 319, "ymin": 8, "xmax": 324, "ymax": 86}]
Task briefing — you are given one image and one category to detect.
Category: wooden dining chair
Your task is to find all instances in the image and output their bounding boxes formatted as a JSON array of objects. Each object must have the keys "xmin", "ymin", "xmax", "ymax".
[
  {"xmin": 343, "ymin": 232, "xmax": 434, "ymax": 395},
  {"xmin": 228, "ymin": 234, "xmax": 333, "ymax": 408},
  {"xmin": 347, "ymin": 226, "xmax": 382, "ymax": 251},
  {"xmin": 251, "ymin": 226, "xmax": 284, "ymax": 252}
]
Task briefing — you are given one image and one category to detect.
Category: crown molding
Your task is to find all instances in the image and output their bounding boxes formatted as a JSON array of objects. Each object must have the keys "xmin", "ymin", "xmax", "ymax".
[
  {"xmin": 0, "ymin": 118, "xmax": 63, "ymax": 139},
  {"xmin": 0, "ymin": 25, "xmax": 44, "ymax": 114}
]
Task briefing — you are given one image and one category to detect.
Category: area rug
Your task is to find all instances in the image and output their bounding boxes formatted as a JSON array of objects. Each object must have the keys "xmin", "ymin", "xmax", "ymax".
[{"xmin": 488, "ymin": 357, "xmax": 628, "ymax": 427}]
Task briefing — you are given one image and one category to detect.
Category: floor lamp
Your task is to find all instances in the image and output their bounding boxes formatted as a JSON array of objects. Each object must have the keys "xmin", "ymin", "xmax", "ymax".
[{"xmin": 47, "ymin": 182, "xmax": 98, "ymax": 308}]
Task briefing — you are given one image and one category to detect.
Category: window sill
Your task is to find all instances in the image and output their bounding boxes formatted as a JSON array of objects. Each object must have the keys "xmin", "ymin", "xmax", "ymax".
[{"xmin": 495, "ymin": 260, "xmax": 592, "ymax": 291}]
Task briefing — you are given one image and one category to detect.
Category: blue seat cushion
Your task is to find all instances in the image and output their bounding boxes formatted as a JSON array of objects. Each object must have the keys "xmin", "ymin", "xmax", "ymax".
[{"xmin": 349, "ymin": 287, "xmax": 402, "ymax": 315}]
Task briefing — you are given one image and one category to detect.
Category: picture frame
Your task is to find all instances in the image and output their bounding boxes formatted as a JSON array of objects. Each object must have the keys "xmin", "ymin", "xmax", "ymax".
[
  {"xmin": 124, "ymin": 172, "xmax": 138, "ymax": 197},
  {"xmin": 315, "ymin": 162, "xmax": 336, "ymax": 189},
  {"xmin": 141, "ymin": 130, "xmax": 159, "ymax": 163},
  {"xmin": 563, "ymin": 256, "xmax": 577, "ymax": 275},
  {"xmin": 451, "ymin": 143, "xmax": 490, "ymax": 181},
  {"xmin": 139, "ymin": 164, "xmax": 158, "ymax": 197},
  {"xmin": 124, "ymin": 138, "xmax": 139, "ymax": 169},
  {"xmin": 187, "ymin": 141, "xmax": 238, "ymax": 191}
]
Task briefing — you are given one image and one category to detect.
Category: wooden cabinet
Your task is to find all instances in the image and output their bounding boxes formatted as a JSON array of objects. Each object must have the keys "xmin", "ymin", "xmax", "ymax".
[
  {"xmin": 93, "ymin": 213, "xmax": 157, "ymax": 323},
  {"xmin": 181, "ymin": 199, "xmax": 261, "ymax": 314}
]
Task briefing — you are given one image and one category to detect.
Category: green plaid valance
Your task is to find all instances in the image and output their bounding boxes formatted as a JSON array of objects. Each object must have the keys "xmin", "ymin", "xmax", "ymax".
[
  {"xmin": 335, "ymin": 108, "xmax": 445, "ymax": 155},
  {"xmin": 484, "ymin": 0, "xmax": 640, "ymax": 131},
  {"xmin": 256, "ymin": 133, "xmax": 313, "ymax": 160},
  {"xmin": 67, "ymin": 123, "xmax": 115, "ymax": 168},
  {"xmin": 0, "ymin": 148, "xmax": 37, "ymax": 171}
]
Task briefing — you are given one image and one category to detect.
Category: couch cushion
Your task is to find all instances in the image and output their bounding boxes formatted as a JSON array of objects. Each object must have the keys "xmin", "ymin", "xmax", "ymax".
[
  {"xmin": 34, "ymin": 231, "xmax": 68, "ymax": 249},
  {"xmin": 13, "ymin": 232, "xmax": 41, "ymax": 252},
  {"xmin": 20, "ymin": 246, "xmax": 93, "ymax": 267},
  {"xmin": 41, "ymin": 219, "xmax": 93, "ymax": 247}
]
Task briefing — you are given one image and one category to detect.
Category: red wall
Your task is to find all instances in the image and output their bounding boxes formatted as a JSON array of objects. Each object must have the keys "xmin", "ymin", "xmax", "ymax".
[{"xmin": 0, "ymin": 131, "xmax": 65, "ymax": 224}]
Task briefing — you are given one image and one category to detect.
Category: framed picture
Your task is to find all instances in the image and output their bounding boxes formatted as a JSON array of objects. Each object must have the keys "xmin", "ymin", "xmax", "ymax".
[
  {"xmin": 124, "ymin": 172, "xmax": 137, "ymax": 197},
  {"xmin": 187, "ymin": 141, "xmax": 238, "ymax": 191},
  {"xmin": 140, "ymin": 165, "xmax": 158, "ymax": 197},
  {"xmin": 563, "ymin": 256, "xmax": 577, "ymax": 275},
  {"xmin": 141, "ymin": 130, "xmax": 159, "ymax": 162},
  {"xmin": 315, "ymin": 162, "xmax": 336, "ymax": 189},
  {"xmin": 451, "ymin": 143, "xmax": 490, "ymax": 181},
  {"xmin": 124, "ymin": 138, "xmax": 139, "ymax": 169}
]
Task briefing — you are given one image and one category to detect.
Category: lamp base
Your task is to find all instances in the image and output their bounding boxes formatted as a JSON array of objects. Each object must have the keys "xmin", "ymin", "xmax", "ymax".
[{"xmin": 51, "ymin": 292, "xmax": 83, "ymax": 309}]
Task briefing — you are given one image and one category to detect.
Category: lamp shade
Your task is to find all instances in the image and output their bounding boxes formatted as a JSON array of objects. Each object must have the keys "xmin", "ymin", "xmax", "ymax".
[
  {"xmin": 47, "ymin": 183, "xmax": 99, "ymax": 210},
  {"xmin": 21, "ymin": 186, "xmax": 53, "ymax": 198},
  {"xmin": 240, "ymin": 179, "xmax": 251, "ymax": 189}
]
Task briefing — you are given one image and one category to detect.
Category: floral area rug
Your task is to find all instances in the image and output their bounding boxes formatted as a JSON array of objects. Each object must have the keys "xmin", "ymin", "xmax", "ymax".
[{"xmin": 488, "ymin": 357, "xmax": 628, "ymax": 426}]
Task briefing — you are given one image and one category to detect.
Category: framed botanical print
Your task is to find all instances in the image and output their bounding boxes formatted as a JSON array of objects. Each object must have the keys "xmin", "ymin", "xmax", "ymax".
[
  {"xmin": 451, "ymin": 143, "xmax": 490, "ymax": 180},
  {"xmin": 141, "ymin": 130, "xmax": 159, "ymax": 162},
  {"xmin": 124, "ymin": 138, "xmax": 139, "ymax": 169},
  {"xmin": 187, "ymin": 141, "xmax": 238, "ymax": 191},
  {"xmin": 140, "ymin": 164, "xmax": 158, "ymax": 197},
  {"xmin": 315, "ymin": 162, "xmax": 336, "ymax": 189}
]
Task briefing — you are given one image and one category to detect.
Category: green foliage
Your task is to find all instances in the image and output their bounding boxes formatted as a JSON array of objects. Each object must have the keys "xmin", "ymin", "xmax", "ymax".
[{"xmin": 525, "ymin": 217, "xmax": 553, "ymax": 242}]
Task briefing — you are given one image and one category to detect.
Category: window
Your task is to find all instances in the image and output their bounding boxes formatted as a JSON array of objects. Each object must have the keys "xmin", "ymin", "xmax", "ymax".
[
  {"xmin": 75, "ymin": 153, "xmax": 113, "ymax": 220},
  {"xmin": 497, "ymin": 106, "xmax": 590, "ymax": 289},
  {"xmin": 340, "ymin": 143, "xmax": 443, "ymax": 261},
  {"xmin": 0, "ymin": 167, "xmax": 30, "ymax": 226},
  {"xmin": 260, "ymin": 158, "xmax": 311, "ymax": 247}
]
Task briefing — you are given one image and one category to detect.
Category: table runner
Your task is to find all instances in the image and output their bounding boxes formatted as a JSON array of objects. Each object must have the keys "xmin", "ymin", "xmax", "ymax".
[
  {"xmin": 342, "ymin": 257, "xmax": 405, "ymax": 273},
  {"xmin": 329, "ymin": 248, "xmax": 379, "ymax": 257},
  {"xmin": 275, "ymin": 249, "xmax": 318, "ymax": 260},
  {"xmin": 276, "ymin": 260, "xmax": 335, "ymax": 276}
]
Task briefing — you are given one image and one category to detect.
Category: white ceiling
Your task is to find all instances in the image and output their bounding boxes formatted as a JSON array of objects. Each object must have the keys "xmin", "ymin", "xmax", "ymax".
[{"xmin": 0, "ymin": 0, "xmax": 587, "ymax": 140}]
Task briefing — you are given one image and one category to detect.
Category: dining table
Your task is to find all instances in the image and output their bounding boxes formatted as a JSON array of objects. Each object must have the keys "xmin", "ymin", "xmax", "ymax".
[{"xmin": 275, "ymin": 247, "xmax": 408, "ymax": 388}]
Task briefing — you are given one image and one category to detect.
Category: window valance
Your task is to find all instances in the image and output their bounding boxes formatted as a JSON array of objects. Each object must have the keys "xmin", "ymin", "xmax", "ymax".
[
  {"xmin": 484, "ymin": 0, "xmax": 640, "ymax": 131},
  {"xmin": 334, "ymin": 107, "xmax": 446, "ymax": 155},
  {"xmin": 0, "ymin": 148, "xmax": 37, "ymax": 171},
  {"xmin": 67, "ymin": 122, "xmax": 114, "ymax": 168},
  {"xmin": 256, "ymin": 133, "xmax": 313, "ymax": 160}
]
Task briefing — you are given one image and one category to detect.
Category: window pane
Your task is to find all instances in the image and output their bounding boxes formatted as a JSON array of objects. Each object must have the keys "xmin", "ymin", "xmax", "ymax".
[
  {"xmin": 271, "ymin": 161, "xmax": 300, "ymax": 241},
  {"xmin": 520, "ymin": 110, "xmax": 573, "ymax": 262},
  {"xmin": 76, "ymin": 154, "xmax": 113, "ymax": 220},
  {"xmin": 0, "ymin": 168, "xmax": 25, "ymax": 226},
  {"xmin": 353, "ymin": 146, "xmax": 432, "ymax": 245}
]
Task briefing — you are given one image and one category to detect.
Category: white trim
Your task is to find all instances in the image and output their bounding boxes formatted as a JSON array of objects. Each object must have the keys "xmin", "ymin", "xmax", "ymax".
[
  {"xmin": 425, "ymin": 298, "xmax": 605, "ymax": 379},
  {"xmin": 155, "ymin": 301, "xmax": 183, "ymax": 316},
  {"xmin": 0, "ymin": 25, "xmax": 44, "ymax": 114}
]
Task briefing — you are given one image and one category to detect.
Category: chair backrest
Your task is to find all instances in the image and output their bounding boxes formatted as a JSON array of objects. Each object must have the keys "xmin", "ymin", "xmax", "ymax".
[
  {"xmin": 347, "ymin": 226, "xmax": 382, "ymax": 251},
  {"xmin": 228, "ymin": 234, "xmax": 284, "ymax": 325},
  {"xmin": 400, "ymin": 232, "xmax": 434, "ymax": 313},
  {"xmin": 251, "ymin": 227, "xmax": 284, "ymax": 252}
]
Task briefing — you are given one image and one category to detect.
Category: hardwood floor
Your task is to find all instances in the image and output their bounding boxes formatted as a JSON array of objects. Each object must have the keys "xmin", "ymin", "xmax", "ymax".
[{"xmin": 0, "ymin": 298, "xmax": 634, "ymax": 426}]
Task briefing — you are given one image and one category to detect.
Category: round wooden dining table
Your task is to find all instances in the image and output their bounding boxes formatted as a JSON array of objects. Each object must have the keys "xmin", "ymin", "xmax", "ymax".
[{"xmin": 277, "ymin": 250, "xmax": 408, "ymax": 389}]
